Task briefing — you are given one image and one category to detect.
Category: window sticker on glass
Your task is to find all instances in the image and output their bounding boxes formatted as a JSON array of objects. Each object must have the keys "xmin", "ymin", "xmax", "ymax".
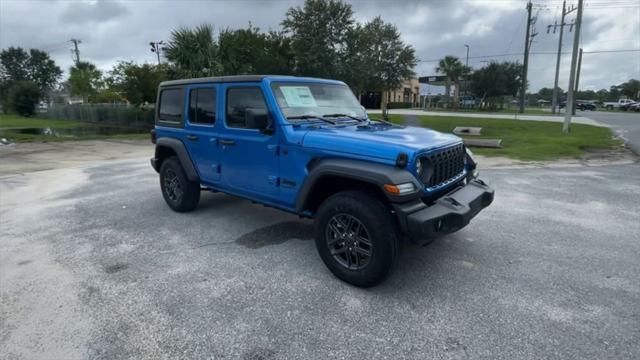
[{"xmin": 280, "ymin": 86, "xmax": 317, "ymax": 107}]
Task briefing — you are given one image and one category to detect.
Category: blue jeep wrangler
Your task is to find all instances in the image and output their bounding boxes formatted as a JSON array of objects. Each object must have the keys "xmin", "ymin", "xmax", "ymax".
[{"xmin": 151, "ymin": 75, "xmax": 493, "ymax": 287}]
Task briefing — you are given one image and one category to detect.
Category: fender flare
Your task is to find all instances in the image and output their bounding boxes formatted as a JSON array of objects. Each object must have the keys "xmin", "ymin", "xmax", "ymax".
[
  {"xmin": 295, "ymin": 158, "xmax": 422, "ymax": 213},
  {"xmin": 154, "ymin": 137, "xmax": 200, "ymax": 182}
]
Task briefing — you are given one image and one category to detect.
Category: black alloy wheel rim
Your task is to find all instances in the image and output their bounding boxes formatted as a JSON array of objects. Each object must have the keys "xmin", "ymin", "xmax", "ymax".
[
  {"xmin": 163, "ymin": 168, "xmax": 183, "ymax": 202},
  {"xmin": 325, "ymin": 213, "xmax": 372, "ymax": 270}
]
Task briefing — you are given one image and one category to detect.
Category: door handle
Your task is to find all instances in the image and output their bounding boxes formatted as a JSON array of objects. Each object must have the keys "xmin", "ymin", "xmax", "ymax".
[
  {"xmin": 186, "ymin": 134, "xmax": 199, "ymax": 141},
  {"xmin": 219, "ymin": 139, "xmax": 235, "ymax": 146}
]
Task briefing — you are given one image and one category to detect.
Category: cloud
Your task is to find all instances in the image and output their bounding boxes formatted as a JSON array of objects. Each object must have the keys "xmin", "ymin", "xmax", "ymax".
[
  {"xmin": 60, "ymin": 0, "xmax": 129, "ymax": 24},
  {"xmin": 0, "ymin": 0, "xmax": 637, "ymax": 91}
]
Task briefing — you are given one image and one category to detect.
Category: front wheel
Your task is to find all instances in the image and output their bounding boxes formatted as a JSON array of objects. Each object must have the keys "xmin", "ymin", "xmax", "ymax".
[{"xmin": 314, "ymin": 191, "xmax": 400, "ymax": 287}]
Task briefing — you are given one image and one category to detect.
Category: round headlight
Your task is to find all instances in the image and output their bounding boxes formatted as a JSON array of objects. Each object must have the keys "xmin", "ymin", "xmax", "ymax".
[{"xmin": 415, "ymin": 157, "xmax": 423, "ymax": 175}]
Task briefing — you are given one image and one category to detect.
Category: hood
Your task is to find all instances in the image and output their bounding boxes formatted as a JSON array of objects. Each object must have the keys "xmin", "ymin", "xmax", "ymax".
[{"xmin": 301, "ymin": 123, "xmax": 461, "ymax": 161}]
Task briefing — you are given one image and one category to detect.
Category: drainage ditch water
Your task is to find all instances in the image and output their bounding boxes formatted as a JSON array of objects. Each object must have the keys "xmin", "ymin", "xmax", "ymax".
[{"xmin": 0, "ymin": 126, "xmax": 150, "ymax": 139}]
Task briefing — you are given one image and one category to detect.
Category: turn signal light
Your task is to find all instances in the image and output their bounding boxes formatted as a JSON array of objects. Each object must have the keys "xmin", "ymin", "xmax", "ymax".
[{"xmin": 384, "ymin": 182, "xmax": 415, "ymax": 195}]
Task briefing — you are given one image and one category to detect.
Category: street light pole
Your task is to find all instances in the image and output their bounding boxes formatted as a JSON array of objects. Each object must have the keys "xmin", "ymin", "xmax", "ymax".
[
  {"xmin": 464, "ymin": 44, "xmax": 469, "ymax": 99},
  {"xmin": 150, "ymin": 41, "xmax": 164, "ymax": 65},
  {"xmin": 464, "ymin": 44, "xmax": 469, "ymax": 67}
]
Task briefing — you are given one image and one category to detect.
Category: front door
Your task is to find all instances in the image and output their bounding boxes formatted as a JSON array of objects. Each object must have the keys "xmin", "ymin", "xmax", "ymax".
[
  {"xmin": 219, "ymin": 84, "xmax": 279, "ymax": 201},
  {"xmin": 183, "ymin": 85, "xmax": 221, "ymax": 183}
]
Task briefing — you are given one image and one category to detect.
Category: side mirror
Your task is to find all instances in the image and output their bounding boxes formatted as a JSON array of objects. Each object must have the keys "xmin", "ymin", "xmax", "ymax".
[{"xmin": 245, "ymin": 108, "xmax": 274, "ymax": 135}]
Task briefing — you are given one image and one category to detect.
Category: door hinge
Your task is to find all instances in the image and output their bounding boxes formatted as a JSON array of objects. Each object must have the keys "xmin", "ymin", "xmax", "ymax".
[
  {"xmin": 268, "ymin": 175, "xmax": 280, "ymax": 186},
  {"xmin": 267, "ymin": 144, "xmax": 279, "ymax": 155}
]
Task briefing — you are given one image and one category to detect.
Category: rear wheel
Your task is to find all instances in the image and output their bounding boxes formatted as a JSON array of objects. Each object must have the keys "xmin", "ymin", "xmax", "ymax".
[
  {"xmin": 315, "ymin": 191, "xmax": 400, "ymax": 287},
  {"xmin": 159, "ymin": 156, "xmax": 200, "ymax": 212}
]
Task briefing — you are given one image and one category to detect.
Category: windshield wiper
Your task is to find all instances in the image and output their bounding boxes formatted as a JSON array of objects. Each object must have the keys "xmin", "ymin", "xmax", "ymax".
[
  {"xmin": 286, "ymin": 115, "xmax": 337, "ymax": 125},
  {"xmin": 322, "ymin": 113, "xmax": 368, "ymax": 122}
]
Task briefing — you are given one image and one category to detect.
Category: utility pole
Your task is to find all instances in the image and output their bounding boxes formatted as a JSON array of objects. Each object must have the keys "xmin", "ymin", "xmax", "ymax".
[
  {"xmin": 563, "ymin": 0, "xmax": 583, "ymax": 133},
  {"xmin": 549, "ymin": 1, "xmax": 577, "ymax": 114},
  {"xmin": 70, "ymin": 38, "xmax": 82, "ymax": 64},
  {"xmin": 519, "ymin": 1, "xmax": 536, "ymax": 114},
  {"xmin": 150, "ymin": 41, "xmax": 164, "ymax": 65},
  {"xmin": 572, "ymin": 47, "xmax": 583, "ymax": 115}
]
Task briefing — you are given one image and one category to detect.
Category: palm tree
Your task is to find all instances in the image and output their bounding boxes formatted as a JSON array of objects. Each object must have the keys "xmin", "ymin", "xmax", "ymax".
[
  {"xmin": 436, "ymin": 56, "xmax": 469, "ymax": 108},
  {"xmin": 164, "ymin": 24, "xmax": 219, "ymax": 78}
]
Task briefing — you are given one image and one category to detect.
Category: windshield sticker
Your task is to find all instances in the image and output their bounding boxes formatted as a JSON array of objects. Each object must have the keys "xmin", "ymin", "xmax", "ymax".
[{"xmin": 280, "ymin": 86, "xmax": 317, "ymax": 107}]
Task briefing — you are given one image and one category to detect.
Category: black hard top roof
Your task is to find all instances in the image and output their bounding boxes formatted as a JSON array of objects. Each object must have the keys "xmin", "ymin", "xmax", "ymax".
[{"xmin": 159, "ymin": 75, "xmax": 320, "ymax": 87}]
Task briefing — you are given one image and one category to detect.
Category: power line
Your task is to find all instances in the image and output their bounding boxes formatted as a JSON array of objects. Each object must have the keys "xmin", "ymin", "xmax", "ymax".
[{"xmin": 416, "ymin": 49, "xmax": 640, "ymax": 63}]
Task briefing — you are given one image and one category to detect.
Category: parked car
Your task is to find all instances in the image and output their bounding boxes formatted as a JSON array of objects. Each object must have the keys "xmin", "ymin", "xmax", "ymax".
[
  {"xmin": 603, "ymin": 98, "xmax": 636, "ymax": 110},
  {"xmin": 559, "ymin": 101, "xmax": 596, "ymax": 111},
  {"xmin": 620, "ymin": 102, "xmax": 637, "ymax": 111},
  {"xmin": 576, "ymin": 101, "xmax": 596, "ymax": 111},
  {"xmin": 628, "ymin": 102, "xmax": 640, "ymax": 112},
  {"xmin": 150, "ymin": 75, "xmax": 494, "ymax": 287}
]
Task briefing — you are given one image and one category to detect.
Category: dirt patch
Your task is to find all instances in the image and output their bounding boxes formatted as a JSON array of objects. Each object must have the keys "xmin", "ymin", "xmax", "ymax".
[{"xmin": 476, "ymin": 144, "xmax": 638, "ymax": 169}]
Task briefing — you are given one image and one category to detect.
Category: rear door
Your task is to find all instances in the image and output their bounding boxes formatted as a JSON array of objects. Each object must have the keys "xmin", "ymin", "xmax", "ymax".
[
  {"xmin": 218, "ymin": 83, "xmax": 280, "ymax": 201},
  {"xmin": 183, "ymin": 84, "xmax": 221, "ymax": 184}
]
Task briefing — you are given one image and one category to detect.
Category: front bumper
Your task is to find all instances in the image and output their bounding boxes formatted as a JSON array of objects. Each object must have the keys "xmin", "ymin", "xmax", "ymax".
[
  {"xmin": 393, "ymin": 179, "xmax": 494, "ymax": 245},
  {"xmin": 150, "ymin": 157, "xmax": 159, "ymax": 172}
]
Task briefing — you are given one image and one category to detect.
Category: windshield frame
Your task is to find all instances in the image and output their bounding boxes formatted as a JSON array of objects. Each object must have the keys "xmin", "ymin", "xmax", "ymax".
[{"xmin": 269, "ymin": 81, "xmax": 367, "ymax": 124}]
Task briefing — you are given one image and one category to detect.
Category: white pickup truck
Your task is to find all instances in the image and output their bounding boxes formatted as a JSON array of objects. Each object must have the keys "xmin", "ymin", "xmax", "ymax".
[{"xmin": 603, "ymin": 98, "xmax": 636, "ymax": 110}]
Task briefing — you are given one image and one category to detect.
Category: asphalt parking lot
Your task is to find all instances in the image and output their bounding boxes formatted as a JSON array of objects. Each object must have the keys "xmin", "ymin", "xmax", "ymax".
[
  {"xmin": 1, "ymin": 159, "xmax": 639, "ymax": 359},
  {"xmin": 583, "ymin": 111, "xmax": 640, "ymax": 155}
]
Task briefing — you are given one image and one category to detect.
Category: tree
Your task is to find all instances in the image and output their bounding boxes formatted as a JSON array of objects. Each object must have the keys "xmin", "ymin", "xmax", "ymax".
[
  {"xmin": 218, "ymin": 25, "xmax": 294, "ymax": 75},
  {"xmin": 470, "ymin": 61, "xmax": 523, "ymax": 109},
  {"xmin": 164, "ymin": 24, "xmax": 219, "ymax": 78},
  {"xmin": 8, "ymin": 81, "xmax": 41, "ymax": 117},
  {"xmin": 537, "ymin": 87, "xmax": 563, "ymax": 101},
  {"xmin": 0, "ymin": 47, "xmax": 62, "ymax": 111},
  {"xmin": 25, "ymin": 49, "xmax": 62, "ymax": 93},
  {"xmin": 282, "ymin": 0, "xmax": 354, "ymax": 78},
  {"xmin": 617, "ymin": 79, "xmax": 639, "ymax": 100},
  {"xmin": 68, "ymin": 61, "xmax": 102, "ymax": 102},
  {"xmin": 341, "ymin": 17, "xmax": 416, "ymax": 104},
  {"xmin": 436, "ymin": 56, "xmax": 470, "ymax": 108},
  {"xmin": 106, "ymin": 61, "xmax": 166, "ymax": 105}
]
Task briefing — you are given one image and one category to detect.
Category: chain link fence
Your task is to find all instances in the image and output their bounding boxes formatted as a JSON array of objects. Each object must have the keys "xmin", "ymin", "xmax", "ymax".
[{"xmin": 44, "ymin": 104, "xmax": 155, "ymax": 129}]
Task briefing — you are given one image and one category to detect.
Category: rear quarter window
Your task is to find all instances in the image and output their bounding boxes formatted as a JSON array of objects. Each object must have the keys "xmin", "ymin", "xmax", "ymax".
[{"xmin": 158, "ymin": 88, "xmax": 183, "ymax": 124}]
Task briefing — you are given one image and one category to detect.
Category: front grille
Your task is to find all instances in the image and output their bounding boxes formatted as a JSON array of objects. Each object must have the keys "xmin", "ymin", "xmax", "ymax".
[{"xmin": 425, "ymin": 144, "xmax": 465, "ymax": 188}]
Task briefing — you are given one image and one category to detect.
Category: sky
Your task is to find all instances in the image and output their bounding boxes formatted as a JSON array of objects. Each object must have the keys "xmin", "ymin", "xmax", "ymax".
[{"xmin": 1, "ymin": 0, "xmax": 639, "ymax": 93}]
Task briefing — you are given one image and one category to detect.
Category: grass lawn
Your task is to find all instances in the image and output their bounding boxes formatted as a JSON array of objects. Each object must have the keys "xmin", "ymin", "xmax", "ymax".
[
  {"xmin": 412, "ymin": 107, "xmax": 553, "ymax": 116},
  {"xmin": 0, "ymin": 114, "xmax": 88, "ymax": 129},
  {"xmin": 0, "ymin": 114, "xmax": 149, "ymax": 142},
  {"xmin": 388, "ymin": 114, "xmax": 622, "ymax": 161}
]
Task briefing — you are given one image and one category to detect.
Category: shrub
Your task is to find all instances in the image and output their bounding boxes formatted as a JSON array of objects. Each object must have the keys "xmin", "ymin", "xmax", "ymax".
[{"xmin": 8, "ymin": 81, "xmax": 42, "ymax": 117}]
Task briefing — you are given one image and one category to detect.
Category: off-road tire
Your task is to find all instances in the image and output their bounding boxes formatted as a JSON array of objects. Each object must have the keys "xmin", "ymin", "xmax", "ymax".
[
  {"xmin": 315, "ymin": 190, "xmax": 400, "ymax": 287},
  {"xmin": 159, "ymin": 156, "xmax": 200, "ymax": 212}
]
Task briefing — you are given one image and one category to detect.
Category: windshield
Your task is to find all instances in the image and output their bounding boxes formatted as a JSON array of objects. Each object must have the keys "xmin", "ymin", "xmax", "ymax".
[{"xmin": 271, "ymin": 82, "xmax": 367, "ymax": 120}]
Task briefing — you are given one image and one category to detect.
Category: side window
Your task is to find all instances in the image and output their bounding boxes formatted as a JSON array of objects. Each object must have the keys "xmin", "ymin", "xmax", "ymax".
[
  {"xmin": 158, "ymin": 88, "xmax": 182, "ymax": 122},
  {"xmin": 188, "ymin": 88, "xmax": 216, "ymax": 125},
  {"xmin": 226, "ymin": 87, "xmax": 268, "ymax": 129}
]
